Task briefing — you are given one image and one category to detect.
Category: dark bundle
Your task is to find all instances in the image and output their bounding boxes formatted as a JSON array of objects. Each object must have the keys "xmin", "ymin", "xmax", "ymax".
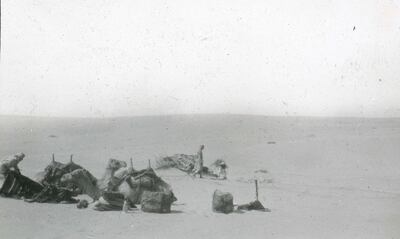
[
  {"xmin": 0, "ymin": 171, "xmax": 43, "ymax": 199},
  {"xmin": 0, "ymin": 171, "xmax": 77, "ymax": 203}
]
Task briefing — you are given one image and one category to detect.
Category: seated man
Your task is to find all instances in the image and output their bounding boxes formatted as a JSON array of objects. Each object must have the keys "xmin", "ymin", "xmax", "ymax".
[{"xmin": 0, "ymin": 153, "xmax": 25, "ymax": 180}]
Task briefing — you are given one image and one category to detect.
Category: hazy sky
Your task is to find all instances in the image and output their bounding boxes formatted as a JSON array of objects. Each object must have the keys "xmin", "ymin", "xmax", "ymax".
[{"xmin": 1, "ymin": 0, "xmax": 400, "ymax": 117}]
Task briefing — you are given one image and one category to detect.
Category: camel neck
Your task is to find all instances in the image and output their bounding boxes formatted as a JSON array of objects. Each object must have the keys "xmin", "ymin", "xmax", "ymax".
[
  {"xmin": 101, "ymin": 167, "xmax": 116, "ymax": 180},
  {"xmin": 72, "ymin": 174, "xmax": 101, "ymax": 200}
]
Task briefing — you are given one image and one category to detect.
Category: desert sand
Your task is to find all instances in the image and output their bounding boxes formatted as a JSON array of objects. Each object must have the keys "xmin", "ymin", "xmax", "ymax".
[{"xmin": 0, "ymin": 114, "xmax": 399, "ymax": 239}]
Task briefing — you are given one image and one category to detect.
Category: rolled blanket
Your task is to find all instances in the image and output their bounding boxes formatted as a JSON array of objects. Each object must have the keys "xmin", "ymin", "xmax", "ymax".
[
  {"xmin": 25, "ymin": 185, "xmax": 78, "ymax": 203},
  {"xmin": 93, "ymin": 192, "xmax": 126, "ymax": 211}
]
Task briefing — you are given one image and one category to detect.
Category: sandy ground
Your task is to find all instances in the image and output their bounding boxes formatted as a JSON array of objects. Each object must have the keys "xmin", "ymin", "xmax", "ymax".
[{"xmin": 0, "ymin": 115, "xmax": 400, "ymax": 239}]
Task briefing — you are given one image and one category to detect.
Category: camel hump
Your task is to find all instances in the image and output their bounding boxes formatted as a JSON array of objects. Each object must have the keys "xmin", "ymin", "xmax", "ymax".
[{"xmin": 67, "ymin": 168, "xmax": 97, "ymax": 185}]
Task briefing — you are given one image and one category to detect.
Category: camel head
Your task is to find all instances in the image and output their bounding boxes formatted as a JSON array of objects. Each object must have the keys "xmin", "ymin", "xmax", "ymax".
[
  {"xmin": 106, "ymin": 158, "xmax": 127, "ymax": 171},
  {"xmin": 60, "ymin": 172, "xmax": 74, "ymax": 184},
  {"xmin": 60, "ymin": 169, "xmax": 100, "ymax": 200},
  {"xmin": 60, "ymin": 169, "xmax": 89, "ymax": 184}
]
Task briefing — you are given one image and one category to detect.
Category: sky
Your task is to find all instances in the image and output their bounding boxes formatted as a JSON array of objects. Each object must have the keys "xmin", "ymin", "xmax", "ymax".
[{"xmin": 1, "ymin": 0, "xmax": 400, "ymax": 118}]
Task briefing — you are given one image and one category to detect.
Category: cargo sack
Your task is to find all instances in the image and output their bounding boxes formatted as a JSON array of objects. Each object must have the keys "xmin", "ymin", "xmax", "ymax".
[
  {"xmin": 140, "ymin": 191, "xmax": 172, "ymax": 213},
  {"xmin": 212, "ymin": 189, "xmax": 233, "ymax": 214}
]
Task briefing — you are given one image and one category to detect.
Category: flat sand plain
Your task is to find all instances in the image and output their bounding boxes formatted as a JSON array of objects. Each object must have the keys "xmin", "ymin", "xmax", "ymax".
[{"xmin": 1, "ymin": 115, "xmax": 399, "ymax": 239}]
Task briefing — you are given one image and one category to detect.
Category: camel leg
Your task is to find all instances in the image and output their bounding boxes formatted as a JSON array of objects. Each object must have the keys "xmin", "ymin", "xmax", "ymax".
[{"xmin": 92, "ymin": 198, "xmax": 103, "ymax": 207}]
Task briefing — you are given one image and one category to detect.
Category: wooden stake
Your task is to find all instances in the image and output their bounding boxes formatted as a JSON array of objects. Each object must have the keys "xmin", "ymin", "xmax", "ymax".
[
  {"xmin": 255, "ymin": 179, "xmax": 259, "ymax": 201},
  {"xmin": 70, "ymin": 154, "xmax": 73, "ymax": 163},
  {"xmin": 148, "ymin": 159, "xmax": 151, "ymax": 169},
  {"xmin": 52, "ymin": 153, "xmax": 55, "ymax": 162},
  {"xmin": 130, "ymin": 157, "xmax": 133, "ymax": 168}
]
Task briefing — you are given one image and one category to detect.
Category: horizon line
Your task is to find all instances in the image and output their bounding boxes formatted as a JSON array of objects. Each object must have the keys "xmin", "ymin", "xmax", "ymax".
[{"xmin": 1, "ymin": 113, "xmax": 400, "ymax": 120}]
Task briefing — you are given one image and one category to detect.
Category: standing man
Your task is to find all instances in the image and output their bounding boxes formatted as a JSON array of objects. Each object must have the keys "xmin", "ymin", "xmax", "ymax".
[{"xmin": 192, "ymin": 145, "xmax": 205, "ymax": 178}]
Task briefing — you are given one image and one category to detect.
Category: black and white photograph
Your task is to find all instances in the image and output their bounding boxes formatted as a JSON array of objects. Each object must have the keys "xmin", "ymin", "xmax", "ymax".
[{"xmin": 1, "ymin": 0, "xmax": 400, "ymax": 238}]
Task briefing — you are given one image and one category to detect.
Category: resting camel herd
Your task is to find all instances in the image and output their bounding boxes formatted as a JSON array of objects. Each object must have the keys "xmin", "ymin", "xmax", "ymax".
[
  {"xmin": 0, "ymin": 145, "xmax": 228, "ymax": 213},
  {"xmin": 59, "ymin": 158, "xmax": 177, "ymax": 211}
]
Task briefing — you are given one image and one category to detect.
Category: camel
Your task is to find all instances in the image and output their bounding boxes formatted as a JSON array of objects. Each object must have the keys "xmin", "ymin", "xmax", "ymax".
[
  {"xmin": 203, "ymin": 159, "xmax": 228, "ymax": 180},
  {"xmin": 35, "ymin": 154, "xmax": 88, "ymax": 186},
  {"xmin": 61, "ymin": 158, "xmax": 176, "ymax": 211},
  {"xmin": 156, "ymin": 153, "xmax": 228, "ymax": 180},
  {"xmin": 156, "ymin": 154, "xmax": 197, "ymax": 172},
  {"xmin": 60, "ymin": 158, "xmax": 127, "ymax": 201}
]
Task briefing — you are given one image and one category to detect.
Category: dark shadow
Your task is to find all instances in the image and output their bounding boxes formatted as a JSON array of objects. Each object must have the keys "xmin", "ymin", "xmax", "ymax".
[
  {"xmin": 233, "ymin": 210, "xmax": 246, "ymax": 214},
  {"xmin": 234, "ymin": 208, "xmax": 271, "ymax": 213},
  {"xmin": 169, "ymin": 210, "xmax": 184, "ymax": 214}
]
